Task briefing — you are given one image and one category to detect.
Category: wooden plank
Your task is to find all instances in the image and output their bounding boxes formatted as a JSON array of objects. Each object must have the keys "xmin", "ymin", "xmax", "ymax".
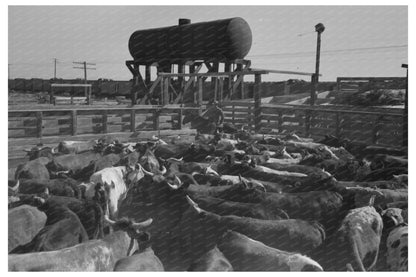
[
  {"xmin": 224, "ymin": 118, "xmax": 254, "ymax": 124},
  {"xmin": 178, "ymin": 109, "xmax": 183, "ymax": 130},
  {"xmin": 222, "ymin": 107, "xmax": 252, "ymax": 113},
  {"xmin": 221, "ymin": 101, "xmax": 254, "ymax": 107},
  {"xmin": 130, "ymin": 109, "xmax": 136, "ymax": 132},
  {"xmin": 153, "ymin": 111, "xmax": 159, "ymax": 131},
  {"xmin": 71, "ymin": 110, "xmax": 77, "ymax": 136},
  {"xmin": 102, "ymin": 110, "xmax": 108, "ymax": 134},
  {"xmin": 36, "ymin": 111, "xmax": 43, "ymax": 138}
]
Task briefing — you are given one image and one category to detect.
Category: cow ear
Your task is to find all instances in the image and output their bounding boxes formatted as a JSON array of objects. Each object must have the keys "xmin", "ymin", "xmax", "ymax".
[
  {"xmin": 110, "ymin": 181, "xmax": 116, "ymax": 189},
  {"xmin": 375, "ymin": 205, "xmax": 384, "ymax": 215},
  {"xmin": 368, "ymin": 195, "xmax": 376, "ymax": 207}
]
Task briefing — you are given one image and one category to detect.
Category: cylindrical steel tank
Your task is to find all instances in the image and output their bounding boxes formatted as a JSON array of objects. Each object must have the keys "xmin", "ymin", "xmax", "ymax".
[{"xmin": 128, "ymin": 17, "xmax": 252, "ymax": 63}]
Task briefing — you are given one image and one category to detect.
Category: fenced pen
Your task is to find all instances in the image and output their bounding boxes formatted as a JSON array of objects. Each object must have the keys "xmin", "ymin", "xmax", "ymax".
[{"xmin": 9, "ymin": 99, "xmax": 404, "ymax": 146}]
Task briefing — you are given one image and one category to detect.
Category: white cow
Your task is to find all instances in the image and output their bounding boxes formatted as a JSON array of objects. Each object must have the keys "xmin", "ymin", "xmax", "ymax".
[
  {"xmin": 386, "ymin": 225, "xmax": 408, "ymax": 271},
  {"xmin": 83, "ymin": 165, "xmax": 149, "ymax": 219}
]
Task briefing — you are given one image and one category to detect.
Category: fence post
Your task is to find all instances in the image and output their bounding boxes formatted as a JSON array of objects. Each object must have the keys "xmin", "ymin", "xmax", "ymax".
[
  {"xmin": 372, "ymin": 115, "xmax": 383, "ymax": 144},
  {"xmin": 278, "ymin": 111, "xmax": 283, "ymax": 132},
  {"xmin": 197, "ymin": 77, "xmax": 203, "ymax": 115},
  {"xmin": 254, "ymin": 74, "xmax": 262, "ymax": 132},
  {"xmin": 305, "ymin": 110, "xmax": 311, "ymax": 137},
  {"xmin": 71, "ymin": 110, "xmax": 77, "ymax": 136},
  {"xmin": 102, "ymin": 110, "xmax": 108, "ymax": 134},
  {"xmin": 335, "ymin": 112, "xmax": 340, "ymax": 138},
  {"xmin": 163, "ymin": 77, "xmax": 170, "ymax": 105},
  {"xmin": 178, "ymin": 108, "xmax": 183, "ymax": 130},
  {"xmin": 130, "ymin": 109, "xmax": 136, "ymax": 132},
  {"xmin": 36, "ymin": 111, "xmax": 43, "ymax": 138},
  {"xmin": 153, "ymin": 110, "xmax": 160, "ymax": 130}
]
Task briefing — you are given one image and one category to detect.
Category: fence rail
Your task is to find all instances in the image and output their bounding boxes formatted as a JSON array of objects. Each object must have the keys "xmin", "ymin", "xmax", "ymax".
[
  {"xmin": 8, "ymin": 100, "xmax": 405, "ymax": 146},
  {"xmin": 8, "ymin": 106, "xmax": 200, "ymax": 139}
]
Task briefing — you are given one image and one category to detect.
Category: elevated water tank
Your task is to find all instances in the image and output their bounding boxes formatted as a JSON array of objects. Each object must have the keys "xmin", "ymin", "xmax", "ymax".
[{"xmin": 128, "ymin": 17, "xmax": 252, "ymax": 63}]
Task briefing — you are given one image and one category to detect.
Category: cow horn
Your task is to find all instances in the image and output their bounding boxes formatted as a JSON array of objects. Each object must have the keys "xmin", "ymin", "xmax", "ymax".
[
  {"xmin": 10, "ymin": 180, "xmax": 20, "ymax": 192},
  {"xmin": 167, "ymin": 157, "xmax": 183, "ymax": 163},
  {"xmin": 185, "ymin": 195, "xmax": 198, "ymax": 207},
  {"xmin": 23, "ymin": 149, "xmax": 32, "ymax": 153},
  {"xmin": 104, "ymin": 215, "xmax": 116, "ymax": 226},
  {"xmin": 44, "ymin": 187, "xmax": 49, "ymax": 195},
  {"xmin": 159, "ymin": 166, "xmax": 167, "ymax": 175},
  {"xmin": 174, "ymin": 175, "xmax": 182, "ymax": 187},
  {"xmin": 51, "ymin": 147, "xmax": 57, "ymax": 154},
  {"xmin": 140, "ymin": 165, "xmax": 154, "ymax": 176},
  {"xmin": 167, "ymin": 182, "xmax": 179, "ymax": 190},
  {"xmin": 131, "ymin": 218, "xmax": 153, "ymax": 229}
]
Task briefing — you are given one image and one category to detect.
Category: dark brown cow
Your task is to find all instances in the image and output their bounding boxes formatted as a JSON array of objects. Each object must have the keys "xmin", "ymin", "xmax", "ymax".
[
  {"xmin": 194, "ymin": 195, "xmax": 289, "ymax": 220},
  {"xmin": 119, "ymin": 175, "xmax": 325, "ymax": 271},
  {"xmin": 10, "ymin": 196, "xmax": 89, "ymax": 254},
  {"xmin": 15, "ymin": 158, "xmax": 51, "ymax": 180}
]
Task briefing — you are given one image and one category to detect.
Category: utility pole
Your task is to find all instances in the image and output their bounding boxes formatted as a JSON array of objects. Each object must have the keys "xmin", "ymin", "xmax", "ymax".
[
  {"xmin": 73, "ymin": 61, "xmax": 96, "ymax": 82},
  {"xmin": 73, "ymin": 61, "xmax": 96, "ymax": 101},
  {"xmin": 311, "ymin": 23, "xmax": 325, "ymax": 106},
  {"xmin": 53, "ymin": 58, "xmax": 57, "ymax": 79},
  {"xmin": 8, "ymin": 64, "xmax": 11, "ymax": 79},
  {"xmin": 402, "ymin": 63, "xmax": 408, "ymax": 147}
]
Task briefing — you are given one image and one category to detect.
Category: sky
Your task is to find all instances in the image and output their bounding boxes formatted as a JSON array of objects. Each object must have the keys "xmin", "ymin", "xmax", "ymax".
[{"xmin": 8, "ymin": 5, "xmax": 408, "ymax": 82}]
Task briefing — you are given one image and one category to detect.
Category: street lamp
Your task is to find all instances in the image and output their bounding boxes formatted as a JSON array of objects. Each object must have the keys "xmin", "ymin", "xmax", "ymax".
[{"xmin": 311, "ymin": 23, "xmax": 325, "ymax": 106}]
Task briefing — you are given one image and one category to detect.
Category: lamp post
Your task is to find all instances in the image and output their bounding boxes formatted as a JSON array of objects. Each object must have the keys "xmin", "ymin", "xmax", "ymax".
[{"xmin": 311, "ymin": 23, "xmax": 325, "ymax": 106}]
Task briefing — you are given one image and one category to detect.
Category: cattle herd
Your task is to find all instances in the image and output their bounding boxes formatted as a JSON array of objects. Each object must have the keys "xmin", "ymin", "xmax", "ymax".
[{"xmin": 8, "ymin": 129, "xmax": 408, "ymax": 271}]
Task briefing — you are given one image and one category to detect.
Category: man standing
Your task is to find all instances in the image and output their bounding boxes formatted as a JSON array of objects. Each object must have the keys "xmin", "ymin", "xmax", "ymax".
[{"xmin": 201, "ymin": 99, "xmax": 224, "ymax": 132}]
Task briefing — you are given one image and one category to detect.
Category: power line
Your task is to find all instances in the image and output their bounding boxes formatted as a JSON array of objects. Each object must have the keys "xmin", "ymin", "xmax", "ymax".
[
  {"xmin": 247, "ymin": 44, "xmax": 407, "ymax": 58},
  {"xmin": 73, "ymin": 61, "xmax": 96, "ymax": 83}
]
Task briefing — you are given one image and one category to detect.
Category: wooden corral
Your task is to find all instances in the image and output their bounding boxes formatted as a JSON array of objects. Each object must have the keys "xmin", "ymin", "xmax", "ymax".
[
  {"xmin": 9, "ymin": 100, "xmax": 404, "ymax": 146},
  {"xmin": 336, "ymin": 77, "xmax": 406, "ymax": 93},
  {"xmin": 9, "ymin": 106, "xmax": 201, "ymax": 139}
]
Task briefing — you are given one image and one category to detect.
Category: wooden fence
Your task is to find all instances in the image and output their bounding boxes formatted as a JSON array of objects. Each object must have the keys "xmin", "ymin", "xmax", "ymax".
[
  {"xmin": 8, "ymin": 106, "xmax": 200, "ymax": 139},
  {"xmin": 9, "ymin": 101, "xmax": 405, "ymax": 147}
]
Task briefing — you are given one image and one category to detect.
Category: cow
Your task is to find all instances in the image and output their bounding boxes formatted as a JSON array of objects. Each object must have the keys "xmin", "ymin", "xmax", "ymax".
[
  {"xmin": 23, "ymin": 145, "xmax": 56, "ymax": 161},
  {"xmin": 358, "ymin": 167, "xmax": 408, "ymax": 182},
  {"xmin": 135, "ymin": 143, "xmax": 167, "ymax": 175},
  {"xmin": 113, "ymin": 247, "xmax": 164, "ymax": 271},
  {"xmin": 8, "ymin": 205, "xmax": 47, "ymax": 253},
  {"xmin": 84, "ymin": 165, "xmax": 148, "ymax": 219},
  {"xmin": 57, "ymin": 140, "xmax": 97, "ymax": 154},
  {"xmin": 8, "ymin": 217, "xmax": 153, "ymax": 271},
  {"xmin": 193, "ymin": 195, "xmax": 289, "ymax": 220},
  {"xmin": 385, "ymin": 224, "xmax": 408, "ymax": 271},
  {"xmin": 367, "ymin": 154, "xmax": 407, "ymax": 170},
  {"xmin": 313, "ymin": 206, "xmax": 383, "ymax": 271},
  {"xmin": 9, "ymin": 196, "xmax": 89, "ymax": 254},
  {"xmin": 119, "ymin": 175, "xmax": 326, "ymax": 270},
  {"xmin": 46, "ymin": 151, "xmax": 103, "ymax": 178},
  {"xmin": 344, "ymin": 187, "xmax": 407, "ymax": 207},
  {"xmin": 73, "ymin": 153, "xmax": 122, "ymax": 181},
  {"xmin": 188, "ymin": 246, "xmax": 233, "ymax": 271},
  {"xmin": 375, "ymin": 207, "xmax": 405, "ymax": 271},
  {"xmin": 218, "ymin": 231, "xmax": 323, "ymax": 271},
  {"xmin": 17, "ymin": 178, "xmax": 82, "ymax": 199},
  {"xmin": 15, "ymin": 157, "xmax": 50, "ymax": 180},
  {"xmin": 154, "ymin": 142, "xmax": 193, "ymax": 160},
  {"xmin": 182, "ymin": 113, "xmax": 217, "ymax": 134},
  {"xmin": 214, "ymin": 182, "xmax": 344, "ymax": 225},
  {"xmin": 337, "ymin": 180, "xmax": 407, "ymax": 190}
]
